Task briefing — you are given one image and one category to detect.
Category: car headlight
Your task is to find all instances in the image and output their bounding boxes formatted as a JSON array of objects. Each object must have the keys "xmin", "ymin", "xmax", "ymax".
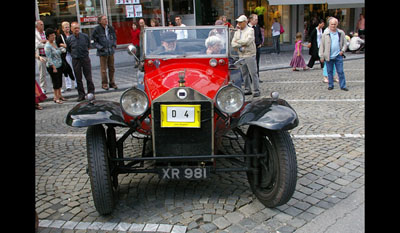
[
  {"xmin": 215, "ymin": 84, "xmax": 244, "ymax": 114},
  {"xmin": 120, "ymin": 87, "xmax": 149, "ymax": 117}
]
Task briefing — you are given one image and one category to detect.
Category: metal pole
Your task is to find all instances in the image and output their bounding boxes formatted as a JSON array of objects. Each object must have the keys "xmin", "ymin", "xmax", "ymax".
[{"xmin": 160, "ymin": 0, "xmax": 165, "ymax": 26}]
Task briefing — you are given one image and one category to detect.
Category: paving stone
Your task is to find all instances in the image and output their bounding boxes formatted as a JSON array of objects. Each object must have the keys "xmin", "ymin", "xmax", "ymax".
[
  {"xmin": 213, "ymin": 216, "xmax": 231, "ymax": 229},
  {"xmin": 157, "ymin": 224, "xmax": 173, "ymax": 232},
  {"xmin": 35, "ymin": 58, "xmax": 365, "ymax": 233},
  {"xmin": 62, "ymin": 221, "xmax": 79, "ymax": 229},
  {"xmin": 143, "ymin": 223, "xmax": 159, "ymax": 232},
  {"xmin": 129, "ymin": 223, "xmax": 145, "ymax": 232},
  {"xmin": 199, "ymin": 223, "xmax": 217, "ymax": 232},
  {"xmin": 225, "ymin": 212, "xmax": 244, "ymax": 224}
]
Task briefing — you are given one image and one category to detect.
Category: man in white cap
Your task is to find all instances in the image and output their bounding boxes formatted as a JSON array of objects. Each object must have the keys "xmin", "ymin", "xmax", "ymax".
[{"xmin": 231, "ymin": 15, "xmax": 260, "ymax": 97}]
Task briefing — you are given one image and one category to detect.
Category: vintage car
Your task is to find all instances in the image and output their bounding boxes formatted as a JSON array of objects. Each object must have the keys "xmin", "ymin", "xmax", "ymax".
[{"xmin": 66, "ymin": 26, "xmax": 299, "ymax": 215}]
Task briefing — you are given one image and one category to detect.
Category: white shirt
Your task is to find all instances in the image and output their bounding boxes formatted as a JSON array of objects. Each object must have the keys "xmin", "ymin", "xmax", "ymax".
[
  {"xmin": 271, "ymin": 22, "xmax": 280, "ymax": 36},
  {"xmin": 316, "ymin": 27, "xmax": 323, "ymax": 48},
  {"xmin": 349, "ymin": 36, "xmax": 364, "ymax": 51},
  {"xmin": 175, "ymin": 24, "xmax": 188, "ymax": 40}
]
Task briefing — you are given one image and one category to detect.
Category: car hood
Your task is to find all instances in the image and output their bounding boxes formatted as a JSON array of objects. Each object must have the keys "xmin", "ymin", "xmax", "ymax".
[{"xmin": 144, "ymin": 58, "xmax": 229, "ymax": 102}]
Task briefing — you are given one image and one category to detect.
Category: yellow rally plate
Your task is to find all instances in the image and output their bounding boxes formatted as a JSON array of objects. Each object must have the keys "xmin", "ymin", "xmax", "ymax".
[{"xmin": 160, "ymin": 104, "xmax": 201, "ymax": 128}]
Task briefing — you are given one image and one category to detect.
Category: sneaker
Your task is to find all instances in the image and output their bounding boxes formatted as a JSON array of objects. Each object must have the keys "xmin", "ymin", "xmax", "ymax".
[
  {"xmin": 328, "ymin": 87, "xmax": 334, "ymax": 90},
  {"xmin": 244, "ymin": 91, "xmax": 252, "ymax": 95},
  {"xmin": 253, "ymin": 92, "xmax": 260, "ymax": 97},
  {"xmin": 341, "ymin": 88, "xmax": 349, "ymax": 91}
]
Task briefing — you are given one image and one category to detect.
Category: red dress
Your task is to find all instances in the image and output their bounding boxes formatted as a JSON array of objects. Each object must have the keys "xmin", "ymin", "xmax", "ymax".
[
  {"xmin": 130, "ymin": 28, "xmax": 140, "ymax": 46},
  {"xmin": 35, "ymin": 80, "xmax": 47, "ymax": 104}
]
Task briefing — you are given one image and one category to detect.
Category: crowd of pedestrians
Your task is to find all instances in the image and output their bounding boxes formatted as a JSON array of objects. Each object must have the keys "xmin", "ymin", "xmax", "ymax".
[{"xmin": 35, "ymin": 13, "xmax": 363, "ymax": 109}]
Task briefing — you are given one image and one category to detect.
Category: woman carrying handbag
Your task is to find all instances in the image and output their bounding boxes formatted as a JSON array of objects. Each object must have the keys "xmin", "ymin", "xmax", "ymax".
[{"xmin": 56, "ymin": 21, "xmax": 76, "ymax": 92}]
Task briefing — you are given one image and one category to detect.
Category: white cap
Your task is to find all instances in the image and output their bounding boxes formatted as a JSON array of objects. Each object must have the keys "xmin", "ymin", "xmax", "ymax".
[{"xmin": 236, "ymin": 15, "xmax": 248, "ymax": 22}]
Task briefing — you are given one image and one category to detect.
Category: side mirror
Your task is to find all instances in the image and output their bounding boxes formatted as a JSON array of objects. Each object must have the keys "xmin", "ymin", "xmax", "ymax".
[
  {"xmin": 127, "ymin": 44, "xmax": 140, "ymax": 64},
  {"xmin": 127, "ymin": 45, "xmax": 137, "ymax": 56}
]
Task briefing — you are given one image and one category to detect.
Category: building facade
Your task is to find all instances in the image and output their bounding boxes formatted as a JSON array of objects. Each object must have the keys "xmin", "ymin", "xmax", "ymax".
[{"xmin": 35, "ymin": 0, "xmax": 364, "ymax": 48}]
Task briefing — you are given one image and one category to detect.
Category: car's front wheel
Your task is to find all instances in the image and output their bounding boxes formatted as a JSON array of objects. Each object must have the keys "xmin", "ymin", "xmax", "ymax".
[
  {"xmin": 245, "ymin": 126, "xmax": 297, "ymax": 207},
  {"xmin": 86, "ymin": 124, "xmax": 115, "ymax": 215}
]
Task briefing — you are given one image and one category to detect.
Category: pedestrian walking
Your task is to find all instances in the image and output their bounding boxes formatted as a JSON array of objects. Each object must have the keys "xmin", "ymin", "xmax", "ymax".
[
  {"xmin": 35, "ymin": 20, "xmax": 48, "ymax": 94},
  {"xmin": 44, "ymin": 28, "xmax": 67, "ymax": 104},
  {"xmin": 290, "ymin": 32, "xmax": 309, "ymax": 71},
  {"xmin": 92, "ymin": 15, "xmax": 118, "ymax": 90},
  {"xmin": 66, "ymin": 22, "xmax": 95, "ymax": 101},
  {"xmin": 231, "ymin": 15, "xmax": 260, "ymax": 97},
  {"xmin": 319, "ymin": 17, "xmax": 348, "ymax": 91},
  {"xmin": 307, "ymin": 19, "xmax": 325, "ymax": 69},
  {"xmin": 271, "ymin": 18, "xmax": 281, "ymax": 54},
  {"xmin": 248, "ymin": 14, "xmax": 263, "ymax": 79},
  {"xmin": 35, "ymin": 52, "xmax": 47, "ymax": 110},
  {"xmin": 56, "ymin": 21, "xmax": 76, "ymax": 92}
]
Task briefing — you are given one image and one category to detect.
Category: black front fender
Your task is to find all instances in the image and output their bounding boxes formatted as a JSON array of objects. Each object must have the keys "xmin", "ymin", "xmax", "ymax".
[
  {"xmin": 233, "ymin": 98, "xmax": 299, "ymax": 131},
  {"xmin": 66, "ymin": 100, "xmax": 128, "ymax": 127}
]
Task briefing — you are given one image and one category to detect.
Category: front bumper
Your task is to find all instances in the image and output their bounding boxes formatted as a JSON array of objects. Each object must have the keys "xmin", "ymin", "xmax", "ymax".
[{"xmin": 111, "ymin": 153, "xmax": 264, "ymax": 175}]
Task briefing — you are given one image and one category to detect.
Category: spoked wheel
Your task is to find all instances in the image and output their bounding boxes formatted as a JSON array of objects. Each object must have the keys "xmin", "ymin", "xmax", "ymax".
[
  {"xmin": 86, "ymin": 124, "xmax": 115, "ymax": 215},
  {"xmin": 245, "ymin": 126, "xmax": 297, "ymax": 207}
]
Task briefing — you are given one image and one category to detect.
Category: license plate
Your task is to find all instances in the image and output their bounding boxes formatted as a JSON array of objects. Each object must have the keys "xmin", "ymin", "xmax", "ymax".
[
  {"xmin": 158, "ymin": 167, "xmax": 209, "ymax": 180},
  {"xmin": 160, "ymin": 104, "xmax": 201, "ymax": 128}
]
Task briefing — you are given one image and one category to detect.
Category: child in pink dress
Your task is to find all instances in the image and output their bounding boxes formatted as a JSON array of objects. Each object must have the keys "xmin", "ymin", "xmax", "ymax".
[{"xmin": 290, "ymin": 32, "xmax": 309, "ymax": 71}]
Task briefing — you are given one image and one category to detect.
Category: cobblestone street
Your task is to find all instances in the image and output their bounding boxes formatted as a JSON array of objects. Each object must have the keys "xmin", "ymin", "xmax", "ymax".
[{"xmin": 35, "ymin": 58, "xmax": 364, "ymax": 233}]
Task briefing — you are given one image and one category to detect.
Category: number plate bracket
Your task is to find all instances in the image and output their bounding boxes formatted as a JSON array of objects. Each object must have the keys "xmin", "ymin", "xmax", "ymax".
[{"xmin": 160, "ymin": 104, "xmax": 201, "ymax": 128}]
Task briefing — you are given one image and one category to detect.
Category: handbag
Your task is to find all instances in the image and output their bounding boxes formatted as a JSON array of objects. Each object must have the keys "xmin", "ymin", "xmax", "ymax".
[{"xmin": 280, "ymin": 24, "xmax": 285, "ymax": 34}]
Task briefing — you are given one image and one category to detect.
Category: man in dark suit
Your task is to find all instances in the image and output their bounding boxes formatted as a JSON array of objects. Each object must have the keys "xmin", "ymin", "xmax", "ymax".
[
  {"xmin": 248, "ymin": 14, "xmax": 263, "ymax": 79},
  {"xmin": 92, "ymin": 15, "xmax": 118, "ymax": 90}
]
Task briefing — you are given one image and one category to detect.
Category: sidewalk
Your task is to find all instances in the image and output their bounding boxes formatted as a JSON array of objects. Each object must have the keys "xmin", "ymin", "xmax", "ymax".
[{"xmin": 37, "ymin": 48, "xmax": 364, "ymax": 102}]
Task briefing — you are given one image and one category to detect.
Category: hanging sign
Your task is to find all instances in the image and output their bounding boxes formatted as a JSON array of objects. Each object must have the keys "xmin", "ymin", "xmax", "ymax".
[
  {"xmin": 116, "ymin": 0, "xmax": 140, "ymax": 4},
  {"xmin": 126, "ymin": 4, "xmax": 142, "ymax": 18}
]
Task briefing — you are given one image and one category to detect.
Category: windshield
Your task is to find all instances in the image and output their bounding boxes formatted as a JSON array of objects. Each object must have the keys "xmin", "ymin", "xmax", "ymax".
[{"xmin": 144, "ymin": 26, "xmax": 229, "ymax": 58}]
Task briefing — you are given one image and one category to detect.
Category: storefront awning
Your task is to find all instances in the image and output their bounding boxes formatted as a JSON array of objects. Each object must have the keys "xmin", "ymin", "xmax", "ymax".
[
  {"xmin": 268, "ymin": 0, "xmax": 326, "ymax": 5},
  {"xmin": 326, "ymin": 0, "xmax": 364, "ymax": 9},
  {"xmin": 268, "ymin": 0, "xmax": 365, "ymax": 8}
]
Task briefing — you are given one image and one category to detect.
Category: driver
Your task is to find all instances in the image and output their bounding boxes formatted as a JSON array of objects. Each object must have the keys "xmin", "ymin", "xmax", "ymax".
[{"xmin": 153, "ymin": 31, "xmax": 182, "ymax": 54}]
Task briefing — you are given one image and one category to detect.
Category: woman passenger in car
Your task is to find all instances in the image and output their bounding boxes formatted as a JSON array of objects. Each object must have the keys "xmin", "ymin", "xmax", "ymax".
[{"xmin": 205, "ymin": 36, "xmax": 224, "ymax": 54}]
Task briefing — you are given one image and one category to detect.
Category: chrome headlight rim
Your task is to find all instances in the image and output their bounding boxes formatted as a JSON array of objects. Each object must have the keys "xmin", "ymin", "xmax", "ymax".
[
  {"xmin": 120, "ymin": 87, "xmax": 149, "ymax": 117},
  {"xmin": 215, "ymin": 84, "xmax": 245, "ymax": 115}
]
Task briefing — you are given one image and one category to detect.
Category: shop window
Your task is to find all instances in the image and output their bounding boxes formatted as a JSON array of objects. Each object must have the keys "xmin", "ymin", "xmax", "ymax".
[
  {"xmin": 79, "ymin": 0, "xmax": 103, "ymax": 45},
  {"xmin": 163, "ymin": 0, "xmax": 195, "ymax": 26},
  {"xmin": 304, "ymin": 5, "xmax": 354, "ymax": 38},
  {"xmin": 37, "ymin": 0, "xmax": 79, "ymax": 31},
  {"xmin": 244, "ymin": 1, "xmax": 290, "ymax": 46},
  {"xmin": 106, "ymin": 0, "xmax": 162, "ymax": 45}
]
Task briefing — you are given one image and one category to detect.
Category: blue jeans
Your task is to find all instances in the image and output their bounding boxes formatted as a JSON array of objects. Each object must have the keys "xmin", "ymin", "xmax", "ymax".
[
  {"xmin": 326, "ymin": 55, "xmax": 346, "ymax": 89},
  {"xmin": 272, "ymin": 35, "xmax": 280, "ymax": 54}
]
